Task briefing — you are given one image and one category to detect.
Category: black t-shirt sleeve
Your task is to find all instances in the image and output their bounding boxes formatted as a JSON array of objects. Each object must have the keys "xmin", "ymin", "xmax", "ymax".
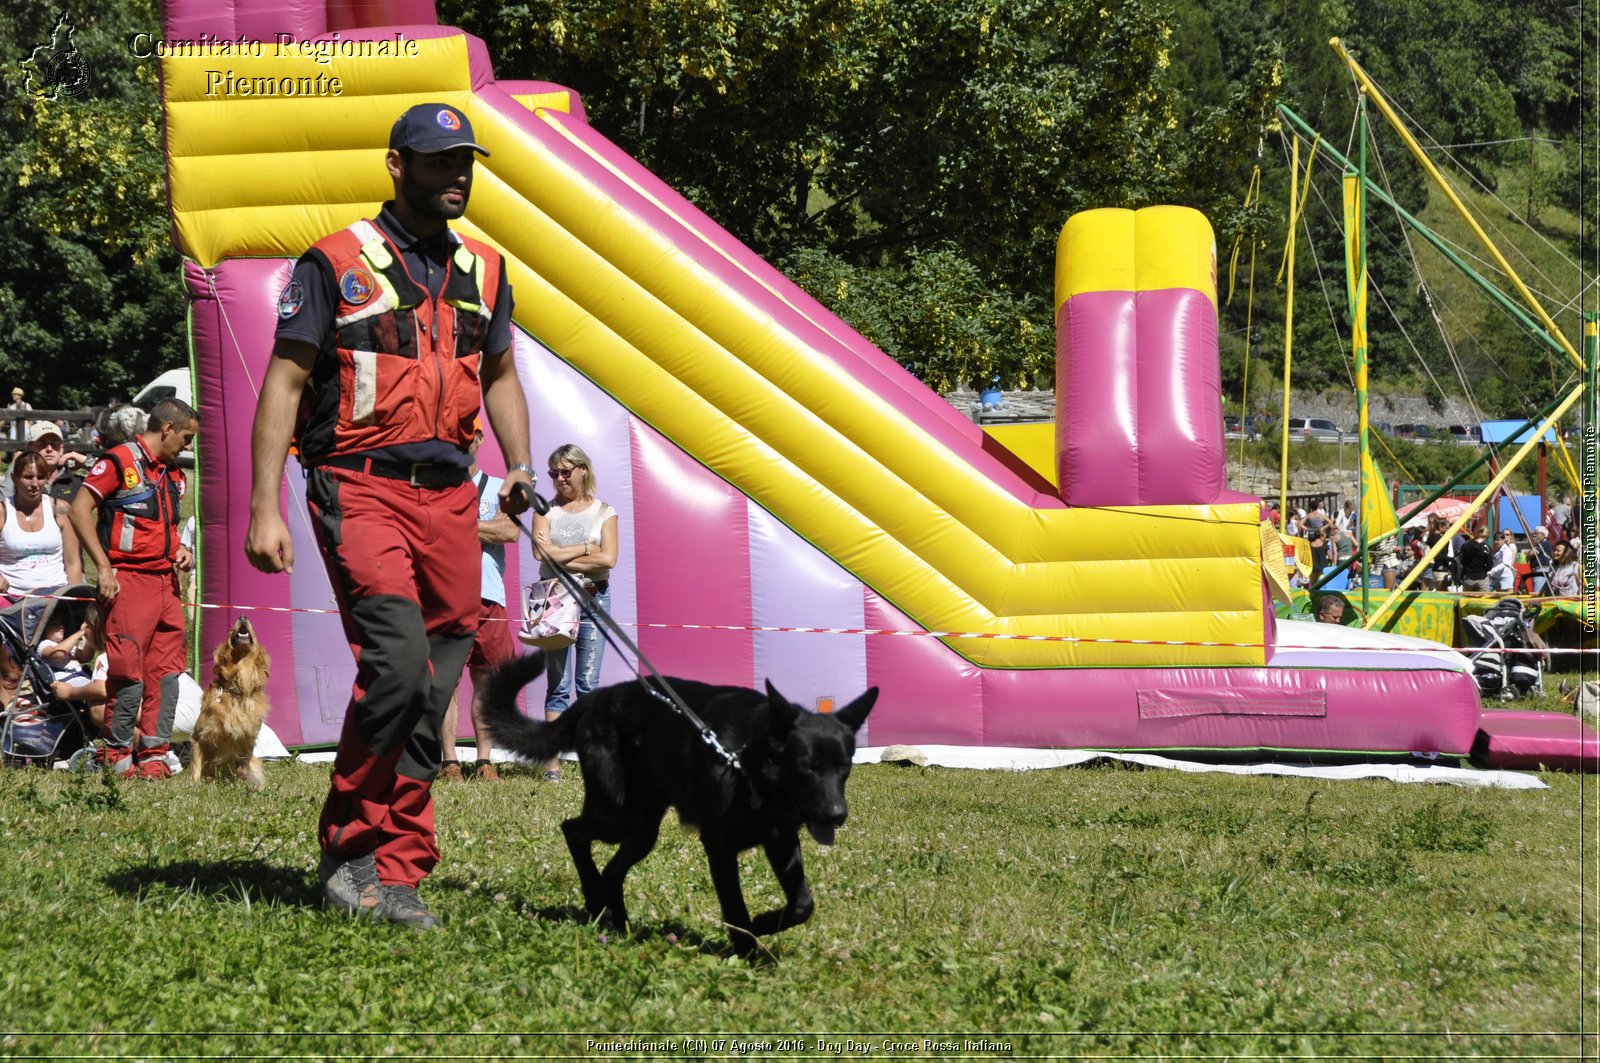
[
  {"xmin": 484, "ymin": 254, "xmax": 514, "ymax": 356},
  {"xmin": 274, "ymin": 254, "xmax": 337, "ymax": 349}
]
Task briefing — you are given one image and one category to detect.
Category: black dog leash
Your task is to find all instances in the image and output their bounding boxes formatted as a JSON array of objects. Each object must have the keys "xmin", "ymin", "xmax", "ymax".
[{"xmin": 506, "ymin": 484, "xmax": 749, "ymax": 780}]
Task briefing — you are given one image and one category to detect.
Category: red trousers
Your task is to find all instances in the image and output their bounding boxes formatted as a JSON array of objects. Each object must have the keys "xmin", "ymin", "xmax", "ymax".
[
  {"xmin": 307, "ymin": 465, "xmax": 481, "ymax": 887},
  {"xmin": 104, "ymin": 568, "xmax": 186, "ymax": 760}
]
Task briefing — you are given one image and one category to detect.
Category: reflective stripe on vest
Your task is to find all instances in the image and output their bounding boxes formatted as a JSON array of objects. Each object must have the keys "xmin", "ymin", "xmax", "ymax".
[{"xmin": 96, "ymin": 446, "xmax": 179, "ymax": 569}]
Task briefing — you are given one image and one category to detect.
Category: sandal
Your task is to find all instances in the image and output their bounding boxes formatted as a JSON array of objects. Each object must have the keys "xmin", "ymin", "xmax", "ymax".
[
  {"xmin": 473, "ymin": 760, "xmax": 501, "ymax": 782},
  {"xmin": 438, "ymin": 761, "xmax": 465, "ymax": 782},
  {"xmin": 542, "ymin": 768, "xmax": 563, "ymax": 783}
]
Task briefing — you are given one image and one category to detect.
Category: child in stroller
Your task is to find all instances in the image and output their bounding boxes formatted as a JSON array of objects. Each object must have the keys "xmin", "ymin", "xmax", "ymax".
[
  {"xmin": 0, "ymin": 584, "xmax": 101, "ymax": 767},
  {"xmin": 1463, "ymin": 599, "xmax": 1546, "ymax": 699},
  {"xmin": 46, "ymin": 603, "xmax": 106, "ymax": 736}
]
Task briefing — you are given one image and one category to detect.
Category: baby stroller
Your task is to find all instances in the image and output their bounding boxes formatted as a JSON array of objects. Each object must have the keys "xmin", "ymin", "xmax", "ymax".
[
  {"xmin": 1463, "ymin": 599, "xmax": 1545, "ymax": 699},
  {"xmin": 0, "ymin": 584, "xmax": 98, "ymax": 768}
]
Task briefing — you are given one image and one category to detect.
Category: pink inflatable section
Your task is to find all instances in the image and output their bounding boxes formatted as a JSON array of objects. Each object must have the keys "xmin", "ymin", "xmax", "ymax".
[
  {"xmin": 190, "ymin": 250, "xmax": 1485, "ymax": 758},
  {"xmin": 1058, "ymin": 288, "xmax": 1230, "ymax": 506}
]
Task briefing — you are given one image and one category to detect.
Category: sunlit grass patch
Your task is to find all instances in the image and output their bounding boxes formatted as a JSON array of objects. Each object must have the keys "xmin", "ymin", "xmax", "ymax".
[{"xmin": 0, "ymin": 756, "xmax": 1589, "ymax": 1058}]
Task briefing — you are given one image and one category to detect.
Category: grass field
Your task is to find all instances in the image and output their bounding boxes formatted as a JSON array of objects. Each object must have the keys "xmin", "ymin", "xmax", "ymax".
[{"xmin": 0, "ymin": 748, "xmax": 1593, "ymax": 1059}]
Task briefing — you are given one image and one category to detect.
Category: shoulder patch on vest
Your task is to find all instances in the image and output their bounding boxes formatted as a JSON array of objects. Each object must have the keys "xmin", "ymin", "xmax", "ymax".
[
  {"xmin": 277, "ymin": 279, "xmax": 304, "ymax": 319},
  {"xmin": 340, "ymin": 267, "xmax": 376, "ymax": 305}
]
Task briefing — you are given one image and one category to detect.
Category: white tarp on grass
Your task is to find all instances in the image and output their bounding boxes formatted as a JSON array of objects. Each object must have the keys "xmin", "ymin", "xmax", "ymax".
[
  {"xmin": 859, "ymin": 744, "xmax": 1546, "ymax": 789},
  {"xmin": 297, "ymin": 745, "xmax": 1546, "ymax": 788}
]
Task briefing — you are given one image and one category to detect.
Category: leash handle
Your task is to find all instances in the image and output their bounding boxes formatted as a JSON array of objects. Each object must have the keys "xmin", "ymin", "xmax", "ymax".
[{"xmin": 507, "ymin": 480, "xmax": 547, "ymax": 516}]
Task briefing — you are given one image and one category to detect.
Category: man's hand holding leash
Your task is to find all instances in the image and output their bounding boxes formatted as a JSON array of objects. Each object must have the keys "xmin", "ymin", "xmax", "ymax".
[{"xmin": 501, "ymin": 468, "xmax": 538, "ymax": 518}]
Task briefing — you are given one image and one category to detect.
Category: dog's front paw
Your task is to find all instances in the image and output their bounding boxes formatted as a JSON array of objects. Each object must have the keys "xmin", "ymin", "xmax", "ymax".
[
  {"xmin": 728, "ymin": 926, "xmax": 759, "ymax": 957},
  {"xmin": 587, "ymin": 901, "xmax": 627, "ymax": 931},
  {"xmin": 749, "ymin": 910, "xmax": 786, "ymax": 936}
]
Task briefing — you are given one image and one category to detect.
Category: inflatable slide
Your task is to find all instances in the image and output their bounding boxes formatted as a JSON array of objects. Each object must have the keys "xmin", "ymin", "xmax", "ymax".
[{"xmin": 160, "ymin": 0, "xmax": 1589, "ymax": 766}]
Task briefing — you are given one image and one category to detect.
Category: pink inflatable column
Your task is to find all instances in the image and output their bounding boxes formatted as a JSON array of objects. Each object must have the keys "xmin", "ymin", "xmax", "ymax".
[{"xmin": 1055, "ymin": 207, "xmax": 1225, "ymax": 507}]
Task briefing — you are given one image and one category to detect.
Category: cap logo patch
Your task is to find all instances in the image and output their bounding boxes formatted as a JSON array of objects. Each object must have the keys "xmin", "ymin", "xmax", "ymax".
[
  {"xmin": 339, "ymin": 267, "xmax": 375, "ymax": 305},
  {"xmin": 436, "ymin": 109, "xmax": 461, "ymax": 131},
  {"xmin": 277, "ymin": 280, "xmax": 304, "ymax": 319}
]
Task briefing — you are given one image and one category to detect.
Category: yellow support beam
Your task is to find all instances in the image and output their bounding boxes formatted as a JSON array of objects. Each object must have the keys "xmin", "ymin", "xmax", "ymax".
[{"xmin": 1362, "ymin": 385, "xmax": 1585, "ymax": 628}]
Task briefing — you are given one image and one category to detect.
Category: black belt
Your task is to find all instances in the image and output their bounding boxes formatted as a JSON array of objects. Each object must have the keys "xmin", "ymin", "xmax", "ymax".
[{"xmin": 319, "ymin": 454, "xmax": 470, "ymax": 487}]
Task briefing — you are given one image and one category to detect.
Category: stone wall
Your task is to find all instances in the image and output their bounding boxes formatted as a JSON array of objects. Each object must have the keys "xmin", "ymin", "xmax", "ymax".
[
  {"xmin": 944, "ymin": 387, "xmax": 1483, "ymax": 433},
  {"xmin": 945, "ymin": 388, "xmax": 1364, "ymax": 508},
  {"xmin": 1270, "ymin": 390, "xmax": 1483, "ymax": 431},
  {"xmin": 1224, "ymin": 462, "xmax": 1357, "ymax": 512}
]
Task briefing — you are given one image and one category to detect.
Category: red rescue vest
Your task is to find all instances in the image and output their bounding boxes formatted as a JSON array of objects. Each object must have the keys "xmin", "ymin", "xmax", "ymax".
[
  {"xmin": 295, "ymin": 220, "xmax": 503, "ymax": 462},
  {"xmin": 94, "ymin": 439, "xmax": 184, "ymax": 573}
]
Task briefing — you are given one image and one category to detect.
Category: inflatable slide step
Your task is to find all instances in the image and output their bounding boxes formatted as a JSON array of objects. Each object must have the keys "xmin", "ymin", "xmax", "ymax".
[{"xmin": 1473, "ymin": 710, "xmax": 1600, "ymax": 773}]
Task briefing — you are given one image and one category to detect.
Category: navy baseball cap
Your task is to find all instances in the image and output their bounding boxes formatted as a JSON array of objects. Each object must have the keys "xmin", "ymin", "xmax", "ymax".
[{"xmin": 389, "ymin": 103, "xmax": 490, "ymax": 156}]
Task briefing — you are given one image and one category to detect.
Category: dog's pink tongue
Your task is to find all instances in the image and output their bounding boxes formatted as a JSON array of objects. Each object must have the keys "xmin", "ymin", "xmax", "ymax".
[{"xmin": 807, "ymin": 822, "xmax": 836, "ymax": 846}]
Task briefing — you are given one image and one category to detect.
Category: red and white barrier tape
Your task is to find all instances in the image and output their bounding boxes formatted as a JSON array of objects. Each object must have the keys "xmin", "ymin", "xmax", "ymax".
[
  {"xmin": 24, "ymin": 589, "xmax": 1593, "ymax": 657},
  {"xmin": 624, "ymin": 620, "xmax": 1597, "ymax": 655}
]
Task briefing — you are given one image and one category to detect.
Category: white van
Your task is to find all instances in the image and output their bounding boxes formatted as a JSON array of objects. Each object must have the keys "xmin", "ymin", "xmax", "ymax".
[{"xmin": 132, "ymin": 368, "xmax": 193, "ymax": 408}]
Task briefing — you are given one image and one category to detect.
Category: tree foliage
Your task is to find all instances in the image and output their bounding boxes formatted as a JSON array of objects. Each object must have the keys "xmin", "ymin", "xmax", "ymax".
[
  {"xmin": 0, "ymin": 0, "xmax": 1587, "ymax": 410},
  {"xmin": 1206, "ymin": 0, "xmax": 1588, "ymax": 417},
  {"xmin": 781, "ymin": 244, "xmax": 1052, "ymax": 391},
  {"xmin": 0, "ymin": 0, "xmax": 184, "ymax": 408},
  {"xmin": 445, "ymin": 0, "xmax": 1280, "ymax": 389}
]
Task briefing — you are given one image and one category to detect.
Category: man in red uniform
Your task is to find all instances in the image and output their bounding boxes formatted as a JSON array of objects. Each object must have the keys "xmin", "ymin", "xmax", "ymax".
[
  {"xmin": 246, "ymin": 103, "xmax": 533, "ymax": 931},
  {"xmin": 69, "ymin": 397, "xmax": 199, "ymax": 779}
]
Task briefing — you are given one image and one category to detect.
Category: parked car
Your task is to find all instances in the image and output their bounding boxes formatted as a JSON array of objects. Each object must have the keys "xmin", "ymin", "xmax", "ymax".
[
  {"xmin": 132, "ymin": 368, "xmax": 193, "ymax": 408},
  {"xmin": 1447, "ymin": 424, "xmax": 1483, "ymax": 444},
  {"xmin": 1287, "ymin": 416, "xmax": 1342, "ymax": 442},
  {"xmin": 1394, "ymin": 423, "xmax": 1436, "ymax": 442},
  {"xmin": 1348, "ymin": 420, "xmax": 1394, "ymax": 437},
  {"xmin": 1224, "ymin": 414, "xmax": 1241, "ymax": 436}
]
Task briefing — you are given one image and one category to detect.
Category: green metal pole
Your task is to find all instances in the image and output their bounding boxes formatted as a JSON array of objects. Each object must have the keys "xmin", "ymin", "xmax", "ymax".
[{"xmin": 1279, "ymin": 104, "xmax": 1569, "ymax": 362}]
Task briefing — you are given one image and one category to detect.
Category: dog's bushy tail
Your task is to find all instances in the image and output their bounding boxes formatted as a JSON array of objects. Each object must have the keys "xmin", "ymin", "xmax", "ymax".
[{"xmin": 478, "ymin": 653, "xmax": 576, "ymax": 763}]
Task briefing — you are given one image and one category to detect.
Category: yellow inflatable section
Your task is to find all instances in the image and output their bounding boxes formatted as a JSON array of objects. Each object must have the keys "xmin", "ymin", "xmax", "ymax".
[
  {"xmin": 982, "ymin": 423, "xmax": 1059, "ymax": 485},
  {"xmin": 1055, "ymin": 207, "xmax": 1218, "ymax": 310},
  {"xmin": 163, "ymin": 33, "xmax": 1266, "ymax": 669}
]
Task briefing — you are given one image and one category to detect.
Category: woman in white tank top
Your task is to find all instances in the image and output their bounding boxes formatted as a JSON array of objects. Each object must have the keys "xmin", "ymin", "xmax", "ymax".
[
  {"xmin": 531, "ymin": 443, "xmax": 619, "ymax": 781},
  {"xmin": 0, "ymin": 450, "xmax": 82, "ymax": 596}
]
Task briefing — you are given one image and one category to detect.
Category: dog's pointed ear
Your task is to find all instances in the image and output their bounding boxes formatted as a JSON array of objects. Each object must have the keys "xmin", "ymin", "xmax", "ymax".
[
  {"xmin": 764, "ymin": 679, "xmax": 801, "ymax": 738},
  {"xmin": 833, "ymin": 687, "xmax": 878, "ymax": 732}
]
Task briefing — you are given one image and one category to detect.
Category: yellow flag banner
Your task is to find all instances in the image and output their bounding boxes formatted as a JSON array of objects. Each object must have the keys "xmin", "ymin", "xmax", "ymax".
[
  {"xmin": 1361, "ymin": 451, "xmax": 1399, "ymax": 540},
  {"xmin": 1343, "ymin": 173, "xmax": 1362, "ymax": 317}
]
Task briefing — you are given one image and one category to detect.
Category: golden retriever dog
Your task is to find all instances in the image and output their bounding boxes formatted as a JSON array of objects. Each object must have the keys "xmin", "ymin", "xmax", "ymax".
[{"xmin": 190, "ymin": 616, "xmax": 270, "ymax": 790}]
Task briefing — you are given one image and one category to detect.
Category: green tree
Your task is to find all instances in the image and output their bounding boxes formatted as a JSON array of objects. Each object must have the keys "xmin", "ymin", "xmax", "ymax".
[
  {"xmin": 0, "ymin": 0, "xmax": 184, "ymax": 409},
  {"xmin": 781, "ymin": 244, "xmax": 1053, "ymax": 391},
  {"xmin": 443, "ymin": 0, "xmax": 1286, "ymax": 389}
]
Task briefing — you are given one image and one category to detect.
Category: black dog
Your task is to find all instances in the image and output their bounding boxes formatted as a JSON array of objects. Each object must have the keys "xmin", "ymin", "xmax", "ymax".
[{"xmin": 480, "ymin": 654, "xmax": 876, "ymax": 954}]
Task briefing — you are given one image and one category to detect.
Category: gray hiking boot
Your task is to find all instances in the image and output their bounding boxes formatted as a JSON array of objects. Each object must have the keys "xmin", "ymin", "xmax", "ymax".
[
  {"xmin": 318, "ymin": 850, "xmax": 381, "ymax": 917},
  {"xmin": 375, "ymin": 884, "xmax": 441, "ymax": 930}
]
